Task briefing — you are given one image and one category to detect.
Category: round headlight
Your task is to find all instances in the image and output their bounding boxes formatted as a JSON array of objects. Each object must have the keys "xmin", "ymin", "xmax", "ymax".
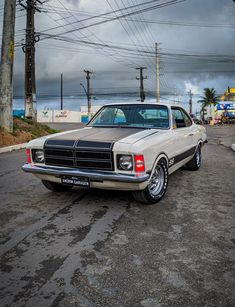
[
  {"xmin": 34, "ymin": 150, "xmax": 44, "ymax": 163},
  {"xmin": 119, "ymin": 155, "xmax": 133, "ymax": 170}
]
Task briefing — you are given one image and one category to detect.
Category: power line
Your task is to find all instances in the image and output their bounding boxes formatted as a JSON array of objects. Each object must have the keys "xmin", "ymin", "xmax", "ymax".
[
  {"xmin": 29, "ymin": 35, "xmax": 235, "ymax": 63},
  {"xmin": 41, "ymin": 5, "xmax": 235, "ymax": 29},
  {"xmin": 45, "ymin": 0, "xmax": 140, "ymax": 68},
  {"xmin": 37, "ymin": 0, "xmax": 187, "ymax": 40}
]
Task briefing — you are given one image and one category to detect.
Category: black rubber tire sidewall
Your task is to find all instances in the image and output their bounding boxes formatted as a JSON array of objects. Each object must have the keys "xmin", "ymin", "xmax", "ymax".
[
  {"xmin": 143, "ymin": 158, "xmax": 168, "ymax": 204},
  {"xmin": 186, "ymin": 146, "xmax": 201, "ymax": 171}
]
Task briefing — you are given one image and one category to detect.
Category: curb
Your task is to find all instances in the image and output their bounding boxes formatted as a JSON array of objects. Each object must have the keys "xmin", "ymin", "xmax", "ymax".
[
  {"xmin": 0, "ymin": 143, "xmax": 28, "ymax": 154},
  {"xmin": 232, "ymin": 144, "xmax": 235, "ymax": 152}
]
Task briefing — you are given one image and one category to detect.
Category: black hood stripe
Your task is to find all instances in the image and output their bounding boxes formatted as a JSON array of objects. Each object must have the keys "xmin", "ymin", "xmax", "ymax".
[
  {"xmin": 45, "ymin": 127, "xmax": 148, "ymax": 148},
  {"xmin": 76, "ymin": 140, "xmax": 113, "ymax": 150}
]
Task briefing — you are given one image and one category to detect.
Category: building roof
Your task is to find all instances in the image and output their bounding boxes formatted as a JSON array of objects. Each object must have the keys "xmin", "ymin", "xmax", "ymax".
[{"xmin": 221, "ymin": 87, "xmax": 235, "ymax": 101}]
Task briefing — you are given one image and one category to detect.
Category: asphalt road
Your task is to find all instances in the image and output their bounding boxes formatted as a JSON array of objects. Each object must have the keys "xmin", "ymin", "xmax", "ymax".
[
  {"xmin": 46, "ymin": 122, "xmax": 85, "ymax": 132},
  {"xmin": 0, "ymin": 126, "xmax": 234, "ymax": 307}
]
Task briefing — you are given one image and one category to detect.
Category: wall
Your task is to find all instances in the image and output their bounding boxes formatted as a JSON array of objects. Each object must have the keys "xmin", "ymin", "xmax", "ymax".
[
  {"xmin": 37, "ymin": 110, "xmax": 81, "ymax": 123},
  {"xmin": 37, "ymin": 106, "xmax": 103, "ymax": 123}
]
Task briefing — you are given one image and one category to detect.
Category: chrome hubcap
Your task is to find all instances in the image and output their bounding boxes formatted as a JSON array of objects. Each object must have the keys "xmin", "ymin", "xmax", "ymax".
[{"xmin": 148, "ymin": 165, "xmax": 165, "ymax": 197}]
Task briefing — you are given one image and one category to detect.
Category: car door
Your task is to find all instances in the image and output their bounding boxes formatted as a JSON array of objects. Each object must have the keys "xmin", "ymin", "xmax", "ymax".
[
  {"xmin": 170, "ymin": 107, "xmax": 194, "ymax": 166},
  {"xmin": 181, "ymin": 108, "xmax": 198, "ymax": 149}
]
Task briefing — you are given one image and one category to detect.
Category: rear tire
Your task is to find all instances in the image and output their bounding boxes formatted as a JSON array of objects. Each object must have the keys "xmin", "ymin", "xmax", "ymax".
[
  {"xmin": 42, "ymin": 180, "xmax": 73, "ymax": 192},
  {"xmin": 185, "ymin": 145, "xmax": 201, "ymax": 171},
  {"xmin": 132, "ymin": 158, "xmax": 168, "ymax": 205}
]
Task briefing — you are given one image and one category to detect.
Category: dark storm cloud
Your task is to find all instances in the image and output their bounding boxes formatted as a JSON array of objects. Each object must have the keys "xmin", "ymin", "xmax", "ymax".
[
  {"xmin": 66, "ymin": 0, "xmax": 80, "ymax": 6},
  {"xmin": 2, "ymin": 0, "xmax": 234, "ymax": 97}
]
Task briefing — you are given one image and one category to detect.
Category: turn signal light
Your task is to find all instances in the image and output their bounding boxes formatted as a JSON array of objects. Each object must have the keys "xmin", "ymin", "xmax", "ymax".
[
  {"xmin": 134, "ymin": 155, "xmax": 145, "ymax": 172},
  {"xmin": 26, "ymin": 149, "xmax": 31, "ymax": 163}
]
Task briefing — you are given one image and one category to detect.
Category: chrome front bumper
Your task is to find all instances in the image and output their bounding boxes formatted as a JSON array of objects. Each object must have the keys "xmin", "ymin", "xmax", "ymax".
[{"xmin": 22, "ymin": 164, "xmax": 150, "ymax": 183}]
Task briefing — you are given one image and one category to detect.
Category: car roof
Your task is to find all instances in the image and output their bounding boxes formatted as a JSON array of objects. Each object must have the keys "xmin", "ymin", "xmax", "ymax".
[{"xmin": 102, "ymin": 101, "xmax": 183, "ymax": 108}]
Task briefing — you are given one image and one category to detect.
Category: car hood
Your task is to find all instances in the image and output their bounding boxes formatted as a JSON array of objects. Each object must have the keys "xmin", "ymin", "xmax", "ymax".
[
  {"xmin": 28, "ymin": 126, "xmax": 160, "ymax": 148},
  {"xmin": 45, "ymin": 127, "xmax": 159, "ymax": 146}
]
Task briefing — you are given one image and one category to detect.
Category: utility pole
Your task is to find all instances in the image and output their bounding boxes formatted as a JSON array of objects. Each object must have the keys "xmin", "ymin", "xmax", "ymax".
[
  {"xmin": 19, "ymin": 0, "xmax": 41, "ymax": 119},
  {"xmin": 155, "ymin": 43, "xmax": 160, "ymax": 103},
  {"xmin": 173, "ymin": 88, "xmax": 177, "ymax": 104},
  {"xmin": 84, "ymin": 70, "xmax": 92, "ymax": 118},
  {"xmin": 60, "ymin": 73, "xmax": 63, "ymax": 110},
  {"xmin": 136, "ymin": 67, "xmax": 147, "ymax": 102},
  {"xmin": 0, "ymin": 0, "xmax": 16, "ymax": 133},
  {"xmin": 188, "ymin": 89, "xmax": 193, "ymax": 115}
]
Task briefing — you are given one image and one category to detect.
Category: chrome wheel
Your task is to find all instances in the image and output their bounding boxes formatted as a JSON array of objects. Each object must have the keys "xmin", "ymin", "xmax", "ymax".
[
  {"xmin": 148, "ymin": 165, "xmax": 165, "ymax": 197},
  {"xmin": 132, "ymin": 158, "xmax": 168, "ymax": 204}
]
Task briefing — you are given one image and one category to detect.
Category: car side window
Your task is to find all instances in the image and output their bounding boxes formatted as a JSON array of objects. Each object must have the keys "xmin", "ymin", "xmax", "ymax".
[
  {"xmin": 181, "ymin": 109, "xmax": 192, "ymax": 127},
  {"xmin": 172, "ymin": 108, "xmax": 186, "ymax": 128}
]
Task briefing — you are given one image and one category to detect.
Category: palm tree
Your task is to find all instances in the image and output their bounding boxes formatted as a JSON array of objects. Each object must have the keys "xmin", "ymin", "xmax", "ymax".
[{"xmin": 198, "ymin": 88, "xmax": 220, "ymax": 122}]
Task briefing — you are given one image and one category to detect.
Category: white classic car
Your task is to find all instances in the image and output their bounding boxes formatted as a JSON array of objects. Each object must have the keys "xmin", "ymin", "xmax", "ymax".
[{"xmin": 22, "ymin": 103, "xmax": 207, "ymax": 204}]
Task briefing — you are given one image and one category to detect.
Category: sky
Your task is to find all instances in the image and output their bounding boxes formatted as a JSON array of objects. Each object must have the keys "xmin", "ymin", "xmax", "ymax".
[{"xmin": 1, "ymin": 0, "xmax": 235, "ymax": 108}]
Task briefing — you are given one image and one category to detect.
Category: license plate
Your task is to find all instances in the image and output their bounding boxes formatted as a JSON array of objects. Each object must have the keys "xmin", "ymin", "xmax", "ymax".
[{"xmin": 61, "ymin": 176, "xmax": 90, "ymax": 187}]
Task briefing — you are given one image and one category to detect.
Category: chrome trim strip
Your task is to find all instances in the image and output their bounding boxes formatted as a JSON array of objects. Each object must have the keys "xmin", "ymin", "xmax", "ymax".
[{"xmin": 22, "ymin": 164, "xmax": 149, "ymax": 183}]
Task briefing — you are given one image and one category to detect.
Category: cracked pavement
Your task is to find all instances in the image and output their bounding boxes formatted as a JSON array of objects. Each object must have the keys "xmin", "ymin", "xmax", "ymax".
[{"xmin": 0, "ymin": 126, "xmax": 234, "ymax": 307}]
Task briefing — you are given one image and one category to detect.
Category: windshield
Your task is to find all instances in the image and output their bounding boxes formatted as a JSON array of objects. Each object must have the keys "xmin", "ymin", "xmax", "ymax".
[{"xmin": 89, "ymin": 104, "xmax": 170, "ymax": 129}]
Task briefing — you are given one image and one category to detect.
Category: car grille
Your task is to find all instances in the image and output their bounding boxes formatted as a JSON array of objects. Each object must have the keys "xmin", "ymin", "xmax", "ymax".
[{"xmin": 44, "ymin": 140, "xmax": 114, "ymax": 171}]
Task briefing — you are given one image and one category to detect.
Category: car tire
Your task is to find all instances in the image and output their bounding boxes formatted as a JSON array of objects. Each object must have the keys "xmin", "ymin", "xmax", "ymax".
[
  {"xmin": 185, "ymin": 145, "xmax": 201, "ymax": 171},
  {"xmin": 132, "ymin": 158, "xmax": 168, "ymax": 204},
  {"xmin": 42, "ymin": 180, "xmax": 73, "ymax": 192}
]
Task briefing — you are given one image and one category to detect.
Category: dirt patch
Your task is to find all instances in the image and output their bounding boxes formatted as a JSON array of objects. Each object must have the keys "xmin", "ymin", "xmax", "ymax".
[{"xmin": 0, "ymin": 118, "xmax": 59, "ymax": 147}]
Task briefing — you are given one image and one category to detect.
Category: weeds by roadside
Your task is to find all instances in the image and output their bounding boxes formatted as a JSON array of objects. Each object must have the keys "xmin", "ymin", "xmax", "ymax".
[{"xmin": 0, "ymin": 118, "xmax": 59, "ymax": 147}]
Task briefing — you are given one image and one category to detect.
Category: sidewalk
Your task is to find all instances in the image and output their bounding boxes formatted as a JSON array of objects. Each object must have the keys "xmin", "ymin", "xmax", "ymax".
[
  {"xmin": 205, "ymin": 125, "xmax": 235, "ymax": 151},
  {"xmin": 0, "ymin": 143, "xmax": 28, "ymax": 154}
]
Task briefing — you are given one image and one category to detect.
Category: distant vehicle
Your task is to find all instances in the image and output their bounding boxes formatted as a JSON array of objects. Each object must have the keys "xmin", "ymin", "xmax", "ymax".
[
  {"xmin": 22, "ymin": 103, "xmax": 207, "ymax": 204},
  {"xmin": 221, "ymin": 111, "xmax": 235, "ymax": 124}
]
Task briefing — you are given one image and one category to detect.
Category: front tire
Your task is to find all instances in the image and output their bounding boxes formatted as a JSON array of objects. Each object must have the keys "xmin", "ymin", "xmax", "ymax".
[
  {"xmin": 132, "ymin": 158, "xmax": 168, "ymax": 204},
  {"xmin": 185, "ymin": 145, "xmax": 201, "ymax": 171},
  {"xmin": 42, "ymin": 180, "xmax": 73, "ymax": 192}
]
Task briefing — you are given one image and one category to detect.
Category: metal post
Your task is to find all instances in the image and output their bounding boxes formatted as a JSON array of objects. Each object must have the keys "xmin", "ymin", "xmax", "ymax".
[
  {"xmin": 156, "ymin": 43, "xmax": 160, "ymax": 103},
  {"xmin": 19, "ymin": 0, "xmax": 41, "ymax": 119},
  {"xmin": 189, "ymin": 89, "xmax": 193, "ymax": 115},
  {"xmin": 25, "ymin": 0, "xmax": 36, "ymax": 118},
  {"xmin": 60, "ymin": 73, "xmax": 63, "ymax": 110},
  {"xmin": 84, "ymin": 70, "xmax": 92, "ymax": 118},
  {"xmin": 0, "ymin": 0, "xmax": 16, "ymax": 132},
  {"xmin": 136, "ymin": 67, "xmax": 147, "ymax": 102}
]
